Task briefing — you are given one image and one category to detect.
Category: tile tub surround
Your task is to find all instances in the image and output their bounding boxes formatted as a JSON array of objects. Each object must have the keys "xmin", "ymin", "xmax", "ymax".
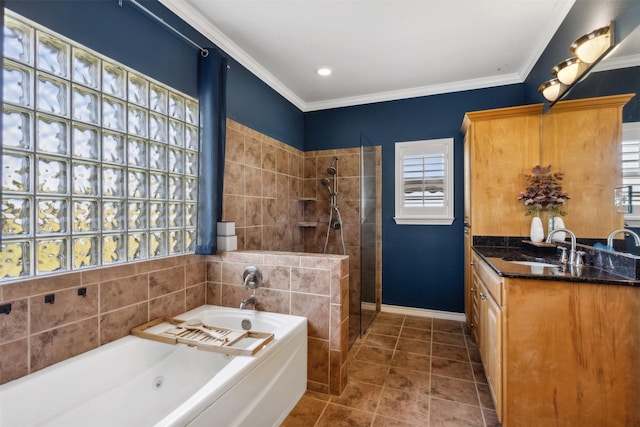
[
  {"xmin": 206, "ymin": 250, "xmax": 350, "ymax": 395},
  {"xmin": 0, "ymin": 254, "xmax": 207, "ymax": 384},
  {"xmin": 1, "ymin": 249, "xmax": 351, "ymax": 396}
]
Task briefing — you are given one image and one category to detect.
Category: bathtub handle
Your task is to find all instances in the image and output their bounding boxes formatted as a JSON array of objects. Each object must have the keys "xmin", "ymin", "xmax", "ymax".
[{"xmin": 243, "ymin": 266, "xmax": 263, "ymax": 290}]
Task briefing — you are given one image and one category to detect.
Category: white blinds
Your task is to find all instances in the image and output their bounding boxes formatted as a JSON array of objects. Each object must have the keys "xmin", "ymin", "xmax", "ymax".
[{"xmin": 402, "ymin": 153, "xmax": 445, "ymax": 208}]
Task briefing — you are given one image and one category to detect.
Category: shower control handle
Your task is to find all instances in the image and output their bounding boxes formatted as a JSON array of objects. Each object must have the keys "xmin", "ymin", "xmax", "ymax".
[{"xmin": 243, "ymin": 266, "xmax": 263, "ymax": 290}]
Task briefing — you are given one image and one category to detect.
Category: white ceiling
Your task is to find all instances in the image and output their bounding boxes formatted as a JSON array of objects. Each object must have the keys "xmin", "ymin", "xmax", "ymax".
[{"xmin": 160, "ymin": 0, "xmax": 578, "ymax": 112}]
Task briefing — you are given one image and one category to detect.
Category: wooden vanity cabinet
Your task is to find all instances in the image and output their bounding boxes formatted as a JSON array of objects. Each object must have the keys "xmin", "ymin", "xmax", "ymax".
[
  {"xmin": 461, "ymin": 94, "xmax": 633, "ymax": 346},
  {"xmin": 471, "ymin": 253, "xmax": 503, "ymax": 419},
  {"xmin": 472, "ymin": 255, "xmax": 640, "ymax": 426},
  {"xmin": 462, "ymin": 105, "xmax": 542, "ymax": 339}
]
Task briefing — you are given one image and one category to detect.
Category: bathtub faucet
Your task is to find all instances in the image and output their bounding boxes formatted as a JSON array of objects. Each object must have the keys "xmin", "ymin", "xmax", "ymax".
[{"xmin": 240, "ymin": 295, "xmax": 257, "ymax": 310}]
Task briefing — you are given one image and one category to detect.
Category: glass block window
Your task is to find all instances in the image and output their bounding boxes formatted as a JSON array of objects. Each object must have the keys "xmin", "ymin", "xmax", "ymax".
[{"xmin": 1, "ymin": 11, "xmax": 199, "ymax": 281}]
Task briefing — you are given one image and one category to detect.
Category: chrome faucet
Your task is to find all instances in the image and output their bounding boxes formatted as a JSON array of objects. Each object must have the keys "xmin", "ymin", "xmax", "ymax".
[
  {"xmin": 546, "ymin": 228, "xmax": 580, "ymax": 265},
  {"xmin": 243, "ymin": 266, "xmax": 263, "ymax": 290},
  {"xmin": 240, "ymin": 294, "xmax": 257, "ymax": 310},
  {"xmin": 606, "ymin": 228, "xmax": 640, "ymax": 249}
]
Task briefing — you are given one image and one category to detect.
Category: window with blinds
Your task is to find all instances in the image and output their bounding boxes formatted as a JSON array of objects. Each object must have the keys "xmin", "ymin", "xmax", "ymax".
[
  {"xmin": 394, "ymin": 138, "xmax": 454, "ymax": 225},
  {"xmin": 402, "ymin": 153, "xmax": 445, "ymax": 207},
  {"xmin": 622, "ymin": 122, "xmax": 640, "ymax": 226}
]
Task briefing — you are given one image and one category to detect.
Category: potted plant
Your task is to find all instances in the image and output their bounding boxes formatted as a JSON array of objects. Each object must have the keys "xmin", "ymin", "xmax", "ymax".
[{"xmin": 517, "ymin": 165, "xmax": 570, "ymax": 242}]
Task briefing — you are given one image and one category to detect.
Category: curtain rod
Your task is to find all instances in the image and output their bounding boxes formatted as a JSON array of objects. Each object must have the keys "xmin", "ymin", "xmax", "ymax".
[{"xmin": 119, "ymin": 0, "xmax": 208, "ymax": 57}]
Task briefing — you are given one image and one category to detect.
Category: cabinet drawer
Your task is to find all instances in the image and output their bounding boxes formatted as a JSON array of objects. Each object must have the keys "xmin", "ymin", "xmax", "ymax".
[{"xmin": 472, "ymin": 254, "xmax": 503, "ymax": 305}]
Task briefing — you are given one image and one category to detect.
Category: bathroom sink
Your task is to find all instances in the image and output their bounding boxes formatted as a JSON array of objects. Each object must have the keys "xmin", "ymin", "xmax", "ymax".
[{"xmin": 507, "ymin": 260, "xmax": 559, "ymax": 268}]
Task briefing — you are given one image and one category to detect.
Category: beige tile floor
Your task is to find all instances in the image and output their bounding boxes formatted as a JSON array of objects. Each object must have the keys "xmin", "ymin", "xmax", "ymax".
[{"xmin": 282, "ymin": 312, "xmax": 501, "ymax": 427}]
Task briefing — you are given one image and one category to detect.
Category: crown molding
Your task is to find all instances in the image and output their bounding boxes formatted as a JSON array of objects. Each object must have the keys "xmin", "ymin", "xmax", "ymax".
[
  {"xmin": 157, "ymin": 0, "xmax": 306, "ymax": 111},
  {"xmin": 519, "ymin": 0, "xmax": 577, "ymax": 81},
  {"xmin": 159, "ymin": 0, "xmax": 572, "ymax": 113},
  {"xmin": 593, "ymin": 53, "xmax": 640, "ymax": 72},
  {"xmin": 303, "ymin": 73, "xmax": 524, "ymax": 112}
]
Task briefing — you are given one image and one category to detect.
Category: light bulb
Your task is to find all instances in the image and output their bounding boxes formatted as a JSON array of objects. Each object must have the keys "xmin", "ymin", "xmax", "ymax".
[
  {"xmin": 552, "ymin": 58, "xmax": 588, "ymax": 85},
  {"xmin": 538, "ymin": 79, "xmax": 565, "ymax": 102},
  {"xmin": 570, "ymin": 25, "xmax": 613, "ymax": 64},
  {"xmin": 316, "ymin": 67, "xmax": 333, "ymax": 77}
]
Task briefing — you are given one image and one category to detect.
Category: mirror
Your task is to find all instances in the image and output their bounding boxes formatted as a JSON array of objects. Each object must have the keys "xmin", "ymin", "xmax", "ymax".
[
  {"xmin": 560, "ymin": 23, "xmax": 640, "ymax": 106},
  {"xmin": 538, "ymin": 19, "xmax": 639, "ymax": 250}
]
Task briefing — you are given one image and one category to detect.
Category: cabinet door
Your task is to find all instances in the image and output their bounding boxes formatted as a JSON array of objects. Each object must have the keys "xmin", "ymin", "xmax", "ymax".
[
  {"xmin": 464, "ymin": 227, "xmax": 472, "ymax": 331},
  {"xmin": 470, "ymin": 267, "xmax": 480, "ymax": 344},
  {"xmin": 480, "ymin": 282, "xmax": 502, "ymax": 420},
  {"xmin": 541, "ymin": 96, "xmax": 630, "ymax": 238},
  {"xmin": 468, "ymin": 111, "xmax": 541, "ymax": 236}
]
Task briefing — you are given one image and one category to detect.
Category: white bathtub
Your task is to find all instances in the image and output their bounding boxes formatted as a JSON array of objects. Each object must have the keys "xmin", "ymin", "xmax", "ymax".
[{"xmin": 0, "ymin": 305, "xmax": 307, "ymax": 427}]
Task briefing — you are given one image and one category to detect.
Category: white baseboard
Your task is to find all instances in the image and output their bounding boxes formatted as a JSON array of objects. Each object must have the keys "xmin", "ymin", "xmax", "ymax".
[
  {"xmin": 361, "ymin": 302, "xmax": 377, "ymax": 311},
  {"xmin": 381, "ymin": 304, "xmax": 467, "ymax": 323}
]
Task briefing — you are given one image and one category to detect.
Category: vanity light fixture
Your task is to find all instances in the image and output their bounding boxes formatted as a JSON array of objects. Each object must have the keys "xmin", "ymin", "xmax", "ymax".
[
  {"xmin": 538, "ymin": 21, "xmax": 615, "ymax": 105},
  {"xmin": 552, "ymin": 57, "xmax": 589, "ymax": 85},
  {"xmin": 316, "ymin": 67, "xmax": 333, "ymax": 77},
  {"xmin": 538, "ymin": 78, "xmax": 565, "ymax": 102},
  {"xmin": 570, "ymin": 24, "xmax": 615, "ymax": 64}
]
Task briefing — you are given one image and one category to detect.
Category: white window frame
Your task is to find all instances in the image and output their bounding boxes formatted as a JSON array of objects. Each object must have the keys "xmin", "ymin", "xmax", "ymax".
[
  {"xmin": 394, "ymin": 138, "xmax": 454, "ymax": 225},
  {"xmin": 622, "ymin": 121, "xmax": 640, "ymax": 227}
]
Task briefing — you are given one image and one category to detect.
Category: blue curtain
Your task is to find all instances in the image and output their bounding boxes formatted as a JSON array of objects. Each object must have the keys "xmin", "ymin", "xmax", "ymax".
[{"xmin": 195, "ymin": 49, "xmax": 227, "ymax": 254}]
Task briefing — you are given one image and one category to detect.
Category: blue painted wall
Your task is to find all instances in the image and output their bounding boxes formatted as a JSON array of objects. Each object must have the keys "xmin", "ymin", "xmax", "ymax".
[
  {"xmin": 305, "ymin": 85, "xmax": 525, "ymax": 312},
  {"xmin": 6, "ymin": 0, "xmax": 304, "ymax": 149},
  {"xmin": 226, "ymin": 57, "xmax": 304, "ymax": 150}
]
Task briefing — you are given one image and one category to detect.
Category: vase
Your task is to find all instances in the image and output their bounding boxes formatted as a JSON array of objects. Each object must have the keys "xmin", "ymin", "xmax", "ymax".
[
  {"xmin": 547, "ymin": 216, "xmax": 566, "ymax": 242},
  {"xmin": 530, "ymin": 216, "xmax": 544, "ymax": 243}
]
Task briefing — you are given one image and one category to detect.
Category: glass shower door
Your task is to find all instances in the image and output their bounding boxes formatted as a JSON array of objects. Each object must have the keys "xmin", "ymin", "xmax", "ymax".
[{"xmin": 360, "ymin": 134, "xmax": 377, "ymax": 336}]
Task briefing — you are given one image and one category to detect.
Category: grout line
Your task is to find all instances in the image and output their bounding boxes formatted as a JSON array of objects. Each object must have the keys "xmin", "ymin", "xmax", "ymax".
[
  {"xmin": 312, "ymin": 399, "xmax": 330, "ymax": 427},
  {"xmin": 348, "ymin": 316, "xmax": 490, "ymax": 426}
]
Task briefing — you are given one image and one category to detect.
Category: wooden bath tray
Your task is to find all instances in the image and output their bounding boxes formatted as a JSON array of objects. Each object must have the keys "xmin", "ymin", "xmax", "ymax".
[{"xmin": 131, "ymin": 317, "xmax": 274, "ymax": 356}]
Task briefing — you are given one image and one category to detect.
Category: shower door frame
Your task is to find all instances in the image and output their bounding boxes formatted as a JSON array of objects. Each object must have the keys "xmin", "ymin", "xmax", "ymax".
[{"xmin": 359, "ymin": 134, "xmax": 380, "ymax": 338}]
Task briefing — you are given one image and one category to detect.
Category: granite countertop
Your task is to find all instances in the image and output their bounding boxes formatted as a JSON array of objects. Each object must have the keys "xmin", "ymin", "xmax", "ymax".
[{"xmin": 473, "ymin": 245, "xmax": 640, "ymax": 287}]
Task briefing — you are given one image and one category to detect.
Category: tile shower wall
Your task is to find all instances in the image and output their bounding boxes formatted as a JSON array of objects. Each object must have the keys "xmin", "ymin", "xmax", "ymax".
[
  {"xmin": 206, "ymin": 250, "xmax": 350, "ymax": 395},
  {"xmin": 223, "ymin": 119, "xmax": 304, "ymax": 252},
  {"xmin": 302, "ymin": 148, "xmax": 382, "ymax": 346},
  {"xmin": 0, "ymin": 254, "xmax": 207, "ymax": 384},
  {"xmin": 222, "ymin": 122, "xmax": 382, "ymax": 349}
]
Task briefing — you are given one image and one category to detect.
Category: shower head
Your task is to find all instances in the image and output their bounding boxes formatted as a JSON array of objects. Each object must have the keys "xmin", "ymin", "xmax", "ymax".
[
  {"xmin": 320, "ymin": 177, "xmax": 332, "ymax": 194},
  {"xmin": 327, "ymin": 156, "xmax": 338, "ymax": 175}
]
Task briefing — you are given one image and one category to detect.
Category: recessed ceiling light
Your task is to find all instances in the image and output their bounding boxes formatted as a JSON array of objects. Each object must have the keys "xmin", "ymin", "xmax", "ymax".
[{"xmin": 316, "ymin": 67, "xmax": 333, "ymax": 77}]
